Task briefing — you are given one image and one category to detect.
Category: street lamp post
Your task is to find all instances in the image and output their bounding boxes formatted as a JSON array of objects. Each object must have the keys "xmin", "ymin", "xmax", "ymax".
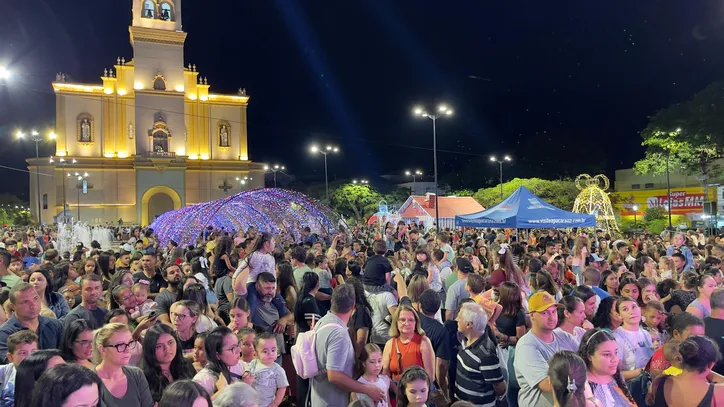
[
  {"xmin": 632, "ymin": 205, "xmax": 639, "ymax": 229},
  {"xmin": 405, "ymin": 170, "xmax": 423, "ymax": 195},
  {"xmin": 75, "ymin": 173, "xmax": 89, "ymax": 221},
  {"xmin": 414, "ymin": 104, "xmax": 453, "ymax": 233},
  {"xmin": 50, "ymin": 156, "xmax": 76, "ymax": 220},
  {"xmin": 310, "ymin": 145, "xmax": 339, "ymax": 201},
  {"xmin": 490, "ymin": 155, "xmax": 512, "ymax": 201},
  {"xmin": 263, "ymin": 164, "xmax": 287, "ymax": 188}
]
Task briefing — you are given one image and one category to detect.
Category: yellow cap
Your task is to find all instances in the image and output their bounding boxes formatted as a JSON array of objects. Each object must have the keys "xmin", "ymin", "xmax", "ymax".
[{"xmin": 528, "ymin": 291, "xmax": 564, "ymax": 313}]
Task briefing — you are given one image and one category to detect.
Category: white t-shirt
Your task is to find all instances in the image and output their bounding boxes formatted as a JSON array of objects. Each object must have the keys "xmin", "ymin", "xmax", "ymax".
[
  {"xmin": 355, "ymin": 375, "xmax": 390, "ymax": 407},
  {"xmin": 193, "ymin": 360, "xmax": 249, "ymax": 395},
  {"xmin": 367, "ymin": 291, "xmax": 398, "ymax": 345},
  {"xmin": 614, "ymin": 327, "xmax": 654, "ymax": 371}
]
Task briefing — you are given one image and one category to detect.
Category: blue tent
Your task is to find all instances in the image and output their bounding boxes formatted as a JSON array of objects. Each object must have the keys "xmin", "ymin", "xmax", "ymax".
[{"xmin": 455, "ymin": 186, "xmax": 597, "ymax": 229}]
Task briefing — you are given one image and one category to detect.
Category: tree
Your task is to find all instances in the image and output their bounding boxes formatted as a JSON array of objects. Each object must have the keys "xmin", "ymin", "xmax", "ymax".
[
  {"xmin": 635, "ymin": 82, "xmax": 724, "ymax": 179},
  {"xmin": 450, "ymin": 189, "xmax": 475, "ymax": 197},
  {"xmin": 472, "ymin": 178, "xmax": 579, "ymax": 210},
  {"xmin": 329, "ymin": 184, "xmax": 381, "ymax": 223}
]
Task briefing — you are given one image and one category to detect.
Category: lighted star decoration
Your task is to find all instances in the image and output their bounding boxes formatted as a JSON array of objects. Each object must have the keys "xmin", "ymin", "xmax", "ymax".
[
  {"xmin": 572, "ymin": 174, "xmax": 620, "ymax": 234},
  {"xmin": 150, "ymin": 188, "xmax": 348, "ymax": 246}
]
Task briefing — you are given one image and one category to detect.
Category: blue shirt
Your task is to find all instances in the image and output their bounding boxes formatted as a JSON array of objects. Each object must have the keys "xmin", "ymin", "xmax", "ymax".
[
  {"xmin": 0, "ymin": 315, "xmax": 62, "ymax": 363},
  {"xmin": 666, "ymin": 245, "xmax": 694, "ymax": 270},
  {"xmin": 592, "ymin": 286, "xmax": 611, "ymax": 300}
]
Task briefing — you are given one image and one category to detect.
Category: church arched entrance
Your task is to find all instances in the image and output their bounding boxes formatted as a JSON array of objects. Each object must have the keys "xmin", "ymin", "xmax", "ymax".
[{"xmin": 140, "ymin": 186, "xmax": 182, "ymax": 226}]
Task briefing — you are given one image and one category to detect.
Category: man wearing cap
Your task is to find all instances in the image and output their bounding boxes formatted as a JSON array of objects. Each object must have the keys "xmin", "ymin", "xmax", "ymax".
[
  {"xmin": 0, "ymin": 250, "xmax": 20, "ymax": 289},
  {"xmin": 513, "ymin": 291, "xmax": 578, "ymax": 407},
  {"xmin": 445, "ymin": 257, "xmax": 474, "ymax": 321},
  {"xmin": 463, "ymin": 246, "xmax": 482, "ymax": 273},
  {"xmin": 115, "ymin": 244, "xmax": 133, "ymax": 272}
]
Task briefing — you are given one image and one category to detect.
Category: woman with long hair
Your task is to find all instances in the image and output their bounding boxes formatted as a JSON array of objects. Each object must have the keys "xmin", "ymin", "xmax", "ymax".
[
  {"xmin": 158, "ymin": 380, "xmax": 212, "ymax": 407},
  {"xmin": 396, "ymin": 366, "xmax": 431, "ymax": 407},
  {"xmin": 14, "ymin": 350, "xmax": 65, "ymax": 407},
  {"xmin": 346, "ymin": 276, "xmax": 374, "ymax": 356},
  {"xmin": 30, "ymin": 364, "xmax": 102, "ymax": 407},
  {"xmin": 382, "ymin": 305, "xmax": 435, "ymax": 397},
  {"xmin": 94, "ymin": 323, "xmax": 154, "ymax": 407},
  {"xmin": 572, "ymin": 286, "xmax": 598, "ymax": 322},
  {"xmin": 192, "ymin": 326, "xmax": 252, "ymax": 398},
  {"xmin": 59, "ymin": 319, "xmax": 96, "ymax": 369},
  {"xmin": 52, "ymin": 262, "xmax": 80, "ymax": 301},
  {"xmin": 635, "ymin": 256, "xmax": 660, "ymax": 283},
  {"xmin": 181, "ymin": 284, "xmax": 221, "ymax": 332},
  {"xmin": 548, "ymin": 350, "xmax": 599, "ymax": 407},
  {"xmin": 593, "ymin": 296, "xmax": 622, "ymax": 332},
  {"xmin": 141, "ymin": 324, "xmax": 196, "ymax": 402},
  {"xmin": 571, "ymin": 234, "xmax": 591, "ymax": 285},
  {"xmin": 212, "ymin": 236, "xmax": 236, "ymax": 323},
  {"xmin": 600, "ymin": 270, "xmax": 620, "ymax": 297},
  {"xmin": 28, "ymin": 269, "xmax": 69, "ymax": 318},
  {"xmin": 613, "ymin": 297, "xmax": 654, "ymax": 381},
  {"xmin": 332, "ymin": 257, "xmax": 348, "ymax": 286},
  {"xmin": 685, "ymin": 274, "xmax": 717, "ymax": 319},
  {"xmin": 649, "ymin": 336, "xmax": 724, "ymax": 406},
  {"xmin": 556, "ymin": 296, "xmax": 590, "ymax": 342},
  {"xmin": 98, "ymin": 253, "xmax": 115, "ymax": 290},
  {"xmin": 579, "ymin": 329, "xmax": 634, "ymax": 407},
  {"xmin": 231, "ymin": 232, "xmax": 275, "ymax": 296},
  {"xmin": 494, "ymin": 281, "xmax": 527, "ymax": 406},
  {"xmin": 667, "ymin": 271, "xmax": 700, "ymax": 314},
  {"xmin": 169, "ymin": 300, "xmax": 201, "ymax": 355},
  {"xmin": 293, "ymin": 272, "xmax": 321, "ymax": 334},
  {"xmin": 536, "ymin": 269, "xmax": 562, "ymax": 301},
  {"xmin": 490, "ymin": 245, "xmax": 530, "ymax": 295},
  {"xmin": 637, "ymin": 277, "xmax": 660, "ymax": 306},
  {"xmin": 276, "ymin": 260, "xmax": 298, "ymax": 313}
]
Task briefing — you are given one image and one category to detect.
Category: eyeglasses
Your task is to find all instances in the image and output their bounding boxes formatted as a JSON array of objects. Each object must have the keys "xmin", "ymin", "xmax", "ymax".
[
  {"xmin": 171, "ymin": 313, "xmax": 189, "ymax": 321},
  {"xmin": 223, "ymin": 344, "xmax": 240, "ymax": 353},
  {"xmin": 74, "ymin": 340, "xmax": 93, "ymax": 347},
  {"xmin": 104, "ymin": 340, "xmax": 137, "ymax": 353}
]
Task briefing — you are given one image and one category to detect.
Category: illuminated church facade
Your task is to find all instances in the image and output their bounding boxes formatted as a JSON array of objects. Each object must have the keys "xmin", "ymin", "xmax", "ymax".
[{"xmin": 29, "ymin": 0, "xmax": 265, "ymax": 225}]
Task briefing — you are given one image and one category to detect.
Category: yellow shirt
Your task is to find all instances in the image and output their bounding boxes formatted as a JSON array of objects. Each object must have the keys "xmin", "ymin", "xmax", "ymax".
[{"xmin": 206, "ymin": 241, "xmax": 216, "ymax": 254}]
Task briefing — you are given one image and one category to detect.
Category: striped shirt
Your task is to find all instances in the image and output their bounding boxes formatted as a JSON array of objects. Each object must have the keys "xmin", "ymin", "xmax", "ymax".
[{"xmin": 454, "ymin": 333, "xmax": 504, "ymax": 407}]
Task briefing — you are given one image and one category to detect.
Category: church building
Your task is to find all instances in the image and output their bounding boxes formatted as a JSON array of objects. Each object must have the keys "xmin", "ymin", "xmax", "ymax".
[{"xmin": 29, "ymin": 0, "xmax": 265, "ymax": 226}]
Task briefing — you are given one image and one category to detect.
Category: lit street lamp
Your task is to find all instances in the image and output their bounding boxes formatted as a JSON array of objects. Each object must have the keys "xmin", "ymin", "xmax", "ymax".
[
  {"xmin": 413, "ymin": 104, "xmax": 453, "ymax": 232},
  {"xmin": 405, "ymin": 170, "xmax": 423, "ymax": 195},
  {"xmin": 0, "ymin": 66, "xmax": 10, "ymax": 81},
  {"xmin": 490, "ymin": 155, "xmax": 512, "ymax": 202},
  {"xmin": 352, "ymin": 179, "xmax": 369, "ymax": 185},
  {"xmin": 632, "ymin": 204, "xmax": 639, "ymax": 229},
  {"xmin": 263, "ymin": 164, "xmax": 287, "ymax": 188},
  {"xmin": 18, "ymin": 129, "xmax": 56, "ymax": 222},
  {"xmin": 50, "ymin": 156, "xmax": 76, "ymax": 220},
  {"xmin": 235, "ymin": 176, "xmax": 253, "ymax": 190},
  {"xmin": 310, "ymin": 144, "xmax": 339, "ymax": 201}
]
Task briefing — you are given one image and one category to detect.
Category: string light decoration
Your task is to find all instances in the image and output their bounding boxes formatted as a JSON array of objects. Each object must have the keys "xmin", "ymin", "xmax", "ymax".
[
  {"xmin": 150, "ymin": 188, "xmax": 348, "ymax": 246},
  {"xmin": 572, "ymin": 174, "xmax": 620, "ymax": 234}
]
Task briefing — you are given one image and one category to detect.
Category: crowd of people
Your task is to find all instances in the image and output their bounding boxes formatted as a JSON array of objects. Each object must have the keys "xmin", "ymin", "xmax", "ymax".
[{"xmin": 1, "ymin": 223, "xmax": 724, "ymax": 407}]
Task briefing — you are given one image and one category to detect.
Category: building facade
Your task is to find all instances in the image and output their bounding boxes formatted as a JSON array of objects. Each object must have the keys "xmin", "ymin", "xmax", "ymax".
[{"xmin": 29, "ymin": 0, "xmax": 265, "ymax": 225}]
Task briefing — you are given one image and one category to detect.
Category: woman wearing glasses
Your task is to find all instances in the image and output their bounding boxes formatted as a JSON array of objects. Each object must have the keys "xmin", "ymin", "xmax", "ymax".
[
  {"xmin": 94, "ymin": 322, "xmax": 154, "ymax": 407},
  {"xmin": 59, "ymin": 319, "xmax": 96, "ymax": 369},
  {"xmin": 193, "ymin": 326, "xmax": 253, "ymax": 398}
]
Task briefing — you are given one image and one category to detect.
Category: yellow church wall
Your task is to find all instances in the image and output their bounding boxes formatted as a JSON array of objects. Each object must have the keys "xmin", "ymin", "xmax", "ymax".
[
  {"xmin": 61, "ymin": 94, "xmax": 105, "ymax": 157},
  {"xmin": 209, "ymin": 104, "xmax": 245, "ymax": 160}
]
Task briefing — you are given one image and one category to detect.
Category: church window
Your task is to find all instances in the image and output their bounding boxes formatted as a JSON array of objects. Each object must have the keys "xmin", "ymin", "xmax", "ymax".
[
  {"xmin": 143, "ymin": 0, "xmax": 156, "ymax": 19},
  {"xmin": 42, "ymin": 194, "xmax": 48, "ymax": 210},
  {"xmin": 160, "ymin": 2, "xmax": 174, "ymax": 21}
]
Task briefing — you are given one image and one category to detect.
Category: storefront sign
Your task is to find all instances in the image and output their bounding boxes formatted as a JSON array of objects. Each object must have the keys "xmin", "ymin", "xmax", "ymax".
[{"xmin": 614, "ymin": 187, "xmax": 709, "ymax": 216}]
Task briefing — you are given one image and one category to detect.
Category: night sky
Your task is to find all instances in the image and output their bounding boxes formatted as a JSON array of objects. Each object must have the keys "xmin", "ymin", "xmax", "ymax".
[{"xmin": 1, "ymin": 0, "xmax": 724, "ymax": 200}]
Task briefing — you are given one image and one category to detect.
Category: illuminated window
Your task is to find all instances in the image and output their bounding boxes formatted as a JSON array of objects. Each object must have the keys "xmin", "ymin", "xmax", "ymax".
[{"xmin": 42, "ymin": 194, "xmax": 48, "ymax": 210}]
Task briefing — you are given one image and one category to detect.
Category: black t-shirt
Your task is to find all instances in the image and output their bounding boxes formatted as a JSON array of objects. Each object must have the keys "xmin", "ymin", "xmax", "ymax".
[
  {"xmin": 495, "ymin": 309, "xmax": 526, "ymax": 338},
  {"xmin": 132, "ymin": 270, "xmax": 167, "ymax": 294},
  {"xmin": 352, "ymin": 304, "xmax": 373, "ymax": 332},
  {"xmin": 178, "ymin": 331, "xmax": 197, "ymax": 357},
  {"xmin": 295, "ymin": 295, "xmax": 321, "ymax": 333},
  {"xmin": 705, "ymin": 316, "xmax": 724, "ymax": 375},
  {"xmin": 362, "ymin": 255, "xmax": 392, "ymax": 286},
  {"xmin": 444, "ymin": 320, "xmax": 463, "ymax": 396},
  {"xmin": 420, "ymin": 313, "xmax": 450, "ymax": 361}
]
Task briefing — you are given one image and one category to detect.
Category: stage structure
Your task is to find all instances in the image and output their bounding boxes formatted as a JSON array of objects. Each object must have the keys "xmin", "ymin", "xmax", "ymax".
[
  {"xmin": 150, "ymin": 188, "xmax": 347, "ymax": 246},
  {"xmin": 572, "ymin": 174, "xmax": 621, "ymax": 234}
]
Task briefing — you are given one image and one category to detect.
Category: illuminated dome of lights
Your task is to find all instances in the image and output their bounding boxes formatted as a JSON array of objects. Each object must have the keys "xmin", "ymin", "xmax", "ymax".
[{"xmin": 150, "ymin": 189, "xmax": 347, "ymax": 246}]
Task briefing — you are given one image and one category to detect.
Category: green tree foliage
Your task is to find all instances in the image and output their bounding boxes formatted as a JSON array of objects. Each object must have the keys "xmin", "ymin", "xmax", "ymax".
[
  {"xmin": 642, "ymin": 206, "xmax": 667, "ymax": 224},
  {"xmin": 329, "ymin": 184, "xmax": 381, "ymax": 223},
  {"xmin": 450, "ymin": 189, "xmax": 475, "ymax": 197},
  {"xmin": 635, "ymin": 82, "xmax": 724, "ymax": 178},
  {"xmin": 472, "ymin": 178, "xmax": 579, "ymax": 210}
]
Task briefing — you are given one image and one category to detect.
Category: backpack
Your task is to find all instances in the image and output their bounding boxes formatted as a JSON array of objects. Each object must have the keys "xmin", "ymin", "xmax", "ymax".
[{"xmin": 291, "ymin": 320, "xmax": 346, "ymax": 379}]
